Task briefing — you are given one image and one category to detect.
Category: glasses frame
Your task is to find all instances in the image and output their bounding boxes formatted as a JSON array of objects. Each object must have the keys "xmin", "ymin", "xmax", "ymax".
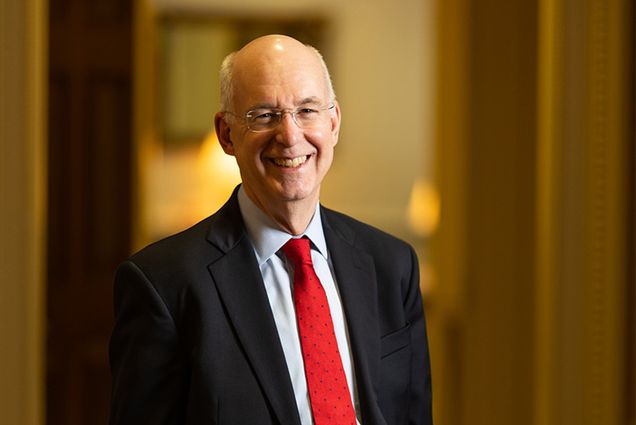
[{"xmin": 225, "ymin": 103, "xmax": 335, "ymax": 133}]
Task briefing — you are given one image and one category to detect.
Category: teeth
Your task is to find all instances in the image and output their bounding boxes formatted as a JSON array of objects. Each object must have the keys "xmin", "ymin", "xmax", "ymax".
[{"xmin": 273, "ymin": 155, "xmax": 308, "ymax": 168}]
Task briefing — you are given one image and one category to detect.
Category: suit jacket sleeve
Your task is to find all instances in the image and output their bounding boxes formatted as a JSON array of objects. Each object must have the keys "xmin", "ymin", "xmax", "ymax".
[
  {"xmin": 109, "ymin": 260, "xmax": 188, "ymax": 425},
  {"xmin": 404, "ymin": 245, "xmax": 433, "ymax": 425}
]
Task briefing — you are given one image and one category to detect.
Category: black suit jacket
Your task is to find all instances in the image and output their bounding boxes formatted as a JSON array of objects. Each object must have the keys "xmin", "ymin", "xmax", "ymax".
[{"xmin": 109, "ymin": 190, "xmax": 432, "ymax": 425}]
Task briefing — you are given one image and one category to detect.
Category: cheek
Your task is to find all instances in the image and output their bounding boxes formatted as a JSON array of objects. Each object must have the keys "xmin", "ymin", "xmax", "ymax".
[
  {"xmin": 320, "ymin": 138, "xmax": 338, "ymax": 157},
  {"xmin": 236, "ymin": 138, "xmax": 267, "ymax": 161},
  {"xmin": 316, "ymin": 144, "xmax": 335, "ymax": 172},
  {"xmin": 306, "ymin": 129, "xmax": 337, "ymax": 151},
  {"xmin": 234, "ymin": 149, "xmax": 264, "ymax": 176}
]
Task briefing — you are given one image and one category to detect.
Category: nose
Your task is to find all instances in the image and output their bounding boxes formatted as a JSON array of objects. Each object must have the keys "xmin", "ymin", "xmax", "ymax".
[{"xmin": 274, "ymin": 111, "xmax": 302, "ymax": 146}]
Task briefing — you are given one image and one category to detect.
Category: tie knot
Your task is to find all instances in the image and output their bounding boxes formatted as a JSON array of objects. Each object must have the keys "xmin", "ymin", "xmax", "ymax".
[{"xmin": 282, "ymin": 237, "xmax": 313, "ymax": 267}]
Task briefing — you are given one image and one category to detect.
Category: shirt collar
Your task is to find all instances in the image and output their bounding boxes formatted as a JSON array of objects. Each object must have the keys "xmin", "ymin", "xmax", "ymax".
[{"xmin": 237, "ymin": 186, "xmax": 329, "ymax": 266}]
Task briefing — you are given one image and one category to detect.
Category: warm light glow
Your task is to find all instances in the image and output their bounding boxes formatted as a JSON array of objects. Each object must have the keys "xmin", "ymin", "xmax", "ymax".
[
  {"xmin": 407, "ymin": 179, "xmax": 440, "ymax": 237},
  {"xmin": 197, "ymin": 130, "xmax": 242, "ymax": 210},
  {"xmin": 142, "ymin": 130, "xmax": 242, "ymax": 242}
]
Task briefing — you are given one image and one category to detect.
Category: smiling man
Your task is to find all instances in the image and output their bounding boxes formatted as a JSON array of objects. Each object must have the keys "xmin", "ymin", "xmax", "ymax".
[{"xmin": 109, "ymin": 35, "xmax": 432, "ymax": 425}]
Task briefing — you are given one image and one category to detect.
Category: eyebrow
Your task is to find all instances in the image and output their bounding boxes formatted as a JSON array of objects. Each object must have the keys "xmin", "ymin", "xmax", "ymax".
[
  {"xmin": 246, "ymin": 97, "xmax": 324, "ymax": 111},
  {"xmin": 298, "ymin": 97, "xmax": 322, "ymax": 105}
]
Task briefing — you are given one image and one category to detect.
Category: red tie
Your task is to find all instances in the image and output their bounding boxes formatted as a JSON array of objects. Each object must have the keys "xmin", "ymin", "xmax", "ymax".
[{"xmin": 282, "ymin": 238, "xmax": 357, "ymax": 425}]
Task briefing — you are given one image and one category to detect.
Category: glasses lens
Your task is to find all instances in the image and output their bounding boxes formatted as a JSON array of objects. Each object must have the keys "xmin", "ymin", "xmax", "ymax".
[
  {"xmin": 294, "ymin": 108, "xmax": 324, "ymax": 128},
  {"xmin": 245, "ymin": 105, "xmax": 332, "ymax": 132},
  {"xmin": 246, "ymin": 109, "xmax": 277, "ymax": 132}
]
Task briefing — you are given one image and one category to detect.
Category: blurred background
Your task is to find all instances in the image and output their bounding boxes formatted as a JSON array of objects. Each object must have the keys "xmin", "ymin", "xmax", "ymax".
[{"xmin": 1, "ymin": 0, "xmax": 634, "ymax": 424}]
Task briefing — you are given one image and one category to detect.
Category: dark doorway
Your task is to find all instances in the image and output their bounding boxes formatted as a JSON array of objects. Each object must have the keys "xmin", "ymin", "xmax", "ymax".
[{"xmin": 47, "ymin": 0, "xmax": 133, "ymax": 423}]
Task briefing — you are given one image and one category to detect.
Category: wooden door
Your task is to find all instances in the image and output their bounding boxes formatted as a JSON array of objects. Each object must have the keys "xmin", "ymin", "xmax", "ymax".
[{"xmin": 47, "ymin": 0, "xmax": 132, "ymax": 423}]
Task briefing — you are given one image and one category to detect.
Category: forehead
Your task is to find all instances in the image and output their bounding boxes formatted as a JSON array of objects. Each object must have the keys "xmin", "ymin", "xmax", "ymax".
[{"xmin": 232, "ymin": 48, "xmax": 329, "ymax": 109}]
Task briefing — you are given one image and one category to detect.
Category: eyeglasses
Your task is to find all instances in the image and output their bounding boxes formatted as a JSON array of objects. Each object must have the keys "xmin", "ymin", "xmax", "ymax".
[{"xmin": 226, "ymin": 104, "xmax": 335, "ymax": 133}]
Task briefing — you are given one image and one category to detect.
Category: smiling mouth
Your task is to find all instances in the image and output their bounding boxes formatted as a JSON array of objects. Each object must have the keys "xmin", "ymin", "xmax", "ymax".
[{"xmin": 271, "ymin": 155, "xmax": 310, "ymax": 168}]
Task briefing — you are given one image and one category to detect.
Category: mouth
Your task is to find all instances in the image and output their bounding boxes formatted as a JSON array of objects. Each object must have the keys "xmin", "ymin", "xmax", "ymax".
[{"xmin": 270, "ymin": 155, "xmax": 310, "ymax": 168}]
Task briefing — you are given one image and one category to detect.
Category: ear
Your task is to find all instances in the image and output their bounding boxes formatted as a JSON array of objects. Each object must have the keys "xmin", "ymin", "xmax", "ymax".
[
  {"xmin": 214, "ymin": 112, "xmax": 235, "ymax": 155},
  {"xmin": 330, "ymin": 101, "xmax": 342, "ymax": 146}
]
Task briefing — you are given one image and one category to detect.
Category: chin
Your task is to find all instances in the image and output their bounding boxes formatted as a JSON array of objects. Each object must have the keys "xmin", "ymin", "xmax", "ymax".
[{"xmin": 275, "ymin": 186, "xmax": 317, "ymax": 203}]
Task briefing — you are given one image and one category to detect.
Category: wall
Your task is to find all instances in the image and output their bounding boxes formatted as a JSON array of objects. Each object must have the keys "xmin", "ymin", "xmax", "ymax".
[
  {"xmin": 433, "ymin": 0, "xmax": 634, "ymax": 424},
  {"xmin": 0, "ymin": 0, "xmax": 46, "ymax": 423}
]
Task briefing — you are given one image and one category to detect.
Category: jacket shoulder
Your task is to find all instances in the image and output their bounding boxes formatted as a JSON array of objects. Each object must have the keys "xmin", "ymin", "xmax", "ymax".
[
  {"xmin": 127, "ymin": 190, "xmax": 244, "ymax": 275},
  {"xmin": 129, "ymin": 216, "xmax": 216, "ymax": 270},
  {"xmin": 321, "ymin": 206, "xmax": 414, "ymax": 257}
]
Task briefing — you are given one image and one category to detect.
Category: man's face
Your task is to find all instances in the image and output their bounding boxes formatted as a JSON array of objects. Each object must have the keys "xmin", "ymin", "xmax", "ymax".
[{"xmin": 216, "ymin": 39, "xmax": 340, "ymax": 213}]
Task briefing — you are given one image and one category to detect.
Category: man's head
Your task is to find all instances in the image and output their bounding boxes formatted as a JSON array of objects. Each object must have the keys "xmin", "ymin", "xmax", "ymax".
[
  {"xmin": 214, "ymin": 35, "xmax": 341, "ymax": 226},
  {"xmin": 218, "ymin": 43, "xmax": 336, "ymax": 113}
]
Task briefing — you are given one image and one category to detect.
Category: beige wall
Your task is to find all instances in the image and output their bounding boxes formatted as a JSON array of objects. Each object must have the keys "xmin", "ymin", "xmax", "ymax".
[
  {"xmin": 0, "ymin": 0, "xmax": 46, "ymax": 424},
  {"xmin": 433, "ymin": 0, "xmax": 634, "ymax": 425}
]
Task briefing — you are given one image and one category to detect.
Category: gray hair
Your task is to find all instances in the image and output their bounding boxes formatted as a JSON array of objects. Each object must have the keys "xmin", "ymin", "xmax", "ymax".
[{"xmin": 218, "ymin": 44, "xmax": 336, "ymax": 113}]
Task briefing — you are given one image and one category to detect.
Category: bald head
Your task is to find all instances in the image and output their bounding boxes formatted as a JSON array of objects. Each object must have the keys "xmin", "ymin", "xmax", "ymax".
[{"xmin": 219, "ymin": 35, "xmax": 335, "ymax": 112}]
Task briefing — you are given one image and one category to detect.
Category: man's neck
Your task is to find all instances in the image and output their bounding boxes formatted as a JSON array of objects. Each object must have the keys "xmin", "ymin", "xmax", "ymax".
[{"xmin": 244, "ymin": 188, "xmax": 319, "ymax": 236}]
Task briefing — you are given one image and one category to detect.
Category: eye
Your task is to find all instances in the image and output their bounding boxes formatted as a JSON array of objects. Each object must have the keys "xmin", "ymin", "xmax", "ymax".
[
  {"xmin": 249, "ymin": 110, "xmax": 277, "ymax": 123},
  {"xmin": 296, "ymin": 108, "xmax": 319, "ymax": 118}
]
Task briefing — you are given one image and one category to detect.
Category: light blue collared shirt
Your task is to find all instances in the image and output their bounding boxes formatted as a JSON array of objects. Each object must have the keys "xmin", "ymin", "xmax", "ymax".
[{"xmin": 237, "ymin": 187, "xmax": 360, "ymax": 425}]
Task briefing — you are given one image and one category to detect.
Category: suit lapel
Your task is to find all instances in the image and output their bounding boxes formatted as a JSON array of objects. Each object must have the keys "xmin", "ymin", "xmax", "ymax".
[
  {"xmin": 205, "ymin": 192, "xmax": 301, "ymax": 425},
  {"xmin": 322, "ymin": 209, "xmax": 387, "ymax": 425}
]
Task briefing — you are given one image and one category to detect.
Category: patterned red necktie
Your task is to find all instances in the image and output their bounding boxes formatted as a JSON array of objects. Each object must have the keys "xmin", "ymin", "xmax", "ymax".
[{"xmin": 282, "ymin": 238, "xmax": 357, "ymax": 425}]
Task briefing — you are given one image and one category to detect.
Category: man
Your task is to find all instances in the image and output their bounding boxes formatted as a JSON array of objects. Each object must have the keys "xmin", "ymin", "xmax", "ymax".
[{"xmin": 109, "ymin": 34, "xmax": 432, "ymax": 425}]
